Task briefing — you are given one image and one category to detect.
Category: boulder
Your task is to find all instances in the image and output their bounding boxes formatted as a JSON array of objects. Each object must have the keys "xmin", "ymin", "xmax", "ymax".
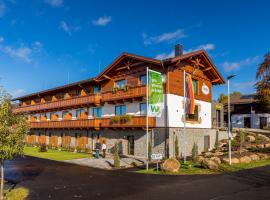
[
  {"xmin": 213, "ymin": 152, "xmax": 224, "ymax": 157},
  {"xmin": 257, "ymin": 153, "xmax": 269, "ymax": 159},
  {"xmin": 258, "ymin": 134, "xmax": 270, "ymax": 141},
  {"xmin": 161, "ymin": 158, "xmax": 180, "ymax": 173},
  {"xmin": 197, "ymin": 156, "xmax": 204, "ymax": 164},
  {"xmin": 201, "ymin": 158, "xmax": 219, "ymax": 170},
  {"xmin": 204, "ymin": 152, "xmax": 214, "ymax": 158},
  {"xmin": 210, "ymin": 156, "xmax": 221, "ymax": 164},
  {"xmin": 239, "ymin": 156, "xmax": 252, "ymax": 164},
  {"xmin": 264, "ymin": 143, "xmax": 270, "ymax": 148},
  {"xmin": 246, "ymin": 135, "xmax": 256, "ymax": 142},
  {"xmin": 256, "ymin": 144, "xmax": 265, "ymax": 149},
  {"xmin": 222, "ymin": 157, "xmax": 239, "ymax": 164},
  {"xmin": 249, "ymin": 154, "xmax": 260, "ymax": 161}
]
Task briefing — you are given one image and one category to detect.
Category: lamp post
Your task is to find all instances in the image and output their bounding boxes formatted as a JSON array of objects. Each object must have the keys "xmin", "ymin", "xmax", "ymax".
[{"xmin": 227, "ymin": 74, "xmax": 236, "ymax": 165}]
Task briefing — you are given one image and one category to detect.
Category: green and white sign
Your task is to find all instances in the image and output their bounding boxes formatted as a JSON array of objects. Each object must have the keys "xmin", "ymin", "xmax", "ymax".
[{"xmin": 148, "ymin": 69, "xmax": 164, "ymax": 117}]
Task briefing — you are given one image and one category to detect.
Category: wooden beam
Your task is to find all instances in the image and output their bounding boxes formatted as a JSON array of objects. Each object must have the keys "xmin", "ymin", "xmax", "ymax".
[
  {"xmin": 103, "ymin": 74, "xmax": 112, "ymax": 80},
  {"xmin": 203, "ymin": 66, "xmax": 212, "ymax": 71},
  {"xmin": 212, "ymin": 78, "xmax": 221, "ymax": 83}
]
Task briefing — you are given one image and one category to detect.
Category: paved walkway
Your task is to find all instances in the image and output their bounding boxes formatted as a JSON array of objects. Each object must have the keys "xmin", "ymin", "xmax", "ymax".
[{"xmin": 65, "ymin": 156, "xmax": 146, "ymax": 169}]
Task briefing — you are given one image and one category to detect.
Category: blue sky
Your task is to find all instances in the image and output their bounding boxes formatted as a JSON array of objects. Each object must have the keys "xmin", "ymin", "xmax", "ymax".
[{"xmin": 0, "ymin": 0, "xmax": 269, "ymax": 100}]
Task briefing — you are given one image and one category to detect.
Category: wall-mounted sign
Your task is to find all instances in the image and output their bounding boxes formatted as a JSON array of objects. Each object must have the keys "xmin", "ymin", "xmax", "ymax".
[{"xmin": 202, "ymin": 83, "xmax": 210, "ymax": 95}]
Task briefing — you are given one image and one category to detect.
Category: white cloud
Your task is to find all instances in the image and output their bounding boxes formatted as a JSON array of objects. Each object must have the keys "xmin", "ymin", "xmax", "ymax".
[
  {"xmin": 143, "ymin": 29, "xmax": 186, "ymax": 45},
  {"xmin": 184, "ymin": 43, "xmax": 215, "ymax": 53},
  {"xmin": 32, "ymin": 41, "xmax": 43, "ymax": 52},
  {"xmin": 0, "ymin": 1, "xmax": 6, "ymax": 17},
  {"xmin": 12, "ymin": 89, "xmax": 26, "ymax": 97},
  {"xmin": 92, "ymin": 16, "xmax": 112, "ymax": 26},
  {"xmin": 222, "ymin": 56, "xmax": 260, "ymax": 72},
  {"xmin": 44, "ymin": 0, "xmax": 63, "ymax": 7},
  {"xmin": 0, "ymin": 36, "xmax": 4, "ymax": 42},
  {"xmin": 233, "ymin": 81, "xmax": 256, "ymax": 90},
  {"xmin": 60, "ymin": 21, "xmax": 80, "ymax": 35},
  {"xmin": 1, "ymin": 46, "xmax": 32, "ymax": 62},
  {"xmin": 155, "ymin": 43, "xmax": 215, "ymax": 60}
]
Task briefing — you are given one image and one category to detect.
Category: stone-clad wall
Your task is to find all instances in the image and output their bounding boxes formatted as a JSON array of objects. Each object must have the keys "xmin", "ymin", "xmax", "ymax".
[
  {"xmin": 29, "ymin": 128, "xmax": 227, "ymax": 158},
  {"xmin": 168, "ymin": 128, "xmax": 228, "ymax": 157}
]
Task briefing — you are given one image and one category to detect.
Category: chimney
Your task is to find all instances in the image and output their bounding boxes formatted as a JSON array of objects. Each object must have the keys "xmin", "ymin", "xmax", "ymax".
[{"xmin": 174, "ymin": 44, "xmax": 183, "ymax": 57}]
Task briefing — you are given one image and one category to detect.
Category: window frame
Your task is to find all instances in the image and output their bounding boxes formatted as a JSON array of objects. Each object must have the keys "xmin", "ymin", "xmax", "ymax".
[
  {"xmin": 140, "ymin": 103, "xmax": 147, "ymax": 115},
  {"xmin": 186, "ymin": 105, "xmax": 199, "ymax": 121},
  {"xmin": 92, "ymin": 107, "xmax": 102, "ymax": 118},
  {"xmin": 192, "ymin": 79, "xmax": 198, "ymax": 95},
  {"xmin": 140, "ymin": 74, "xmax": 147, "ymax": 85},
  {"xmin": 115, "ymin": 104, "xmax": 127, "ymax": 116},
  {"xmin": 115, "ymin": 79, "xmax": 126, "ymax": 89},
  {"xmin": 93, "ymin": 85, "xmax": 101, "ymax": 94}
]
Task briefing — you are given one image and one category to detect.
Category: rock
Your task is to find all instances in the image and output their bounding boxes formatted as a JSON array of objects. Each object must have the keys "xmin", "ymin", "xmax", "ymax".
[
  {"xmin": 258, "ymin": 134, "xmax": 270, "ymax": 141},
  {"xmin": 256, "ymin": 144, "xmax": 264, "ymax": 148},
  {"xmin": 210, "ymin": 156, "xmax": 221, "ymax": 164},
  {"xmin": 257, "ymin": 153, "xmax": 269, "ymax": 159},
  {"xmin": 264, "ymin": 143, "xmax": 270, "ymax": 148},
  {"xmin": 239, "ymin": 156, "xmax": 252, "ymax": 163},
  {"xmin": 161, "ymin": 158, "xmax": 180, "ymax": 173},
  {"xmin": 197, "ymin": 156, "xmax": 204, "ymax": 163},
  {"xmin": 201, "ymin": 158, "xmax": 219, "ymax": 170},
  {"xmin": 204, "ymin": 152, "xmax": 214, "ymax": 158},
  {"xmin": 213, "ymin": 152, "xmax": 224, "ymax": 157},
  {"xmin": 222, "ymin": 157, "xmax": 239, "ymax": 164},
  {"xmin": 249, "ymin": 154, "xmax": 260, "ymax": 161},
  {"xmin": 246, "ymin": 135, "xmax": 256, "ymax": 142}
]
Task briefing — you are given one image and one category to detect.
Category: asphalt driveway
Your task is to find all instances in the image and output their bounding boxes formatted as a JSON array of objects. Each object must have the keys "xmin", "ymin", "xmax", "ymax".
[{"xmin": 4, "ymin": 156, "xmax": 270, "ymax": 200}]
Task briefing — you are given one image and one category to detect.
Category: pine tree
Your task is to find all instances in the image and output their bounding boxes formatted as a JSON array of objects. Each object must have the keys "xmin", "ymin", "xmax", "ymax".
[
  {"xmin": 175, "ymin": 136, "xmax": 179, "ymax": 159},
  {"xmin": 191, "ymin": 143, "xmax": 199, "ymax": 162},
  {"xmin": 113, "ymin": 141, "xmax": 120, "ymax": 168}
]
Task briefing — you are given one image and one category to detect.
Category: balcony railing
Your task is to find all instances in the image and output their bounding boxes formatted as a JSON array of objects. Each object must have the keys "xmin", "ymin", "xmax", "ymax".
[
  {"xmin": 102, "ymin": 85, "xmax": 146, "ymax": 102},
  {"xmin": 13, "ymin": 85, "xmax": 146, "ymax": 114},
  {"xmin": 13, "ymin": 94, "xmax": 101, "ymax": 114},
  {"xmin": 30, "ymin": 116, "xmax": 155, "ymax": 129}
]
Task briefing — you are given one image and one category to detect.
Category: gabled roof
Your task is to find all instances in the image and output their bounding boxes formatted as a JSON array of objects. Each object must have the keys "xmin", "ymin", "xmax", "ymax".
[
  {"xmin": 13, "ymin": 49, "xmax": 225, "ymax": 101},
  {"xmin": 95, "ymin": 52, "xmax": 161, "ymax": 81},
  {"xmin": 169, "ymin": 50, "xmax": 225, "ymax": 84}
]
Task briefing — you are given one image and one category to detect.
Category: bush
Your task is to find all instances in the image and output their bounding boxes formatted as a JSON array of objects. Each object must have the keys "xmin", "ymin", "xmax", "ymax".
[
  {"xmin": 114, "ymin": 142, "xmax": 120, "ymax": 168},
  {"xmin": 191, "ymin": 143, "xmax": 199, "ymax": 162},
  {"xmin": 215, "ymin": 130, "xmax": 220, "ymax": 149},
  {"xmin": 148, "ymin": 141, "xmax": 152, "ymax": 161},
  {"xmin": 39, "ymin": 144, "xmax": 47, "ymax": 152},
  {"xmin": 111, "ymin": 116, "xmax": 121, "ymax": 123},
  {"xmin": 175, "ymin": 136, "xmax": 179, "ymax": 159}
]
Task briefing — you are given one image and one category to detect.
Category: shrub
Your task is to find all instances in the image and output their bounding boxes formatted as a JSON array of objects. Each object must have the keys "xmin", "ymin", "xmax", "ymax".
[
  {"xmin": 239, "ymin": 131, "xmax": 246, "ymax": 155},
  {"xmin": 39, "ymin": 144, "xmax": 47, "ymax": 152},
  {"xmin": 114, "ymin": 142, "xmax": 120, "ymax": 168},
  {"xmin": 214, "ymin": 130, "xmax": 220, "ymax": 150},
  {"xmin": 121, "ymin": 115, "xmax": 132, "ymax": 123},
  {"xmin": 148, "ymin": 141, "xmax": 152, "ymax": 161},
  {"xmin": 175, "ymin": 136, "xmax": 179, "ymax": 159},
  {"xmin": 191, "ymin": 143, "xmax": 199, "ymax": 162},
  {"xmin": 111, "ymin": 116, "xmax": 121, "ymax": 123}
]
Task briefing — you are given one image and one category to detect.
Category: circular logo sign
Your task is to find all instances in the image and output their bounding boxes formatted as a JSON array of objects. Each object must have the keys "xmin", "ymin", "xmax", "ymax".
[{"xmin": 202, "ymin": 83, "xmax": 209, "ymax": 95}]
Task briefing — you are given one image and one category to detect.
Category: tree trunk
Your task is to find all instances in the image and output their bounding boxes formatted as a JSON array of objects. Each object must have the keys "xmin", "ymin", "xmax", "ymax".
[{"xmin": 0, "ymin": 160, "xmax": 4, "ymax": 200}]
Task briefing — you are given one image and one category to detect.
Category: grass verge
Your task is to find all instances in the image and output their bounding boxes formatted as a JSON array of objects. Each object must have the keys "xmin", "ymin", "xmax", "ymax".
[
  {"xmin": 137, "ymin": 159, "xmax": 270, "ymax": 175},
  {"xmin": 5, "ymin": 187, "xmax": 29, "ymax": 200},
  {"xmin": 24, "ymin": 146, "xmax": 91, "ymax": 161}
]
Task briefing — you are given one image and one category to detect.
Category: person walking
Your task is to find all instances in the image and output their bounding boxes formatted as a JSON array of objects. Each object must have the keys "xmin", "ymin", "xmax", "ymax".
[
  {"xmin": 102, "ymin": 141, "xmax": 107, "ymax": 158},
  {"xmin": 95, "ymin": 140, "xmax": 101, "ymax": 159}
]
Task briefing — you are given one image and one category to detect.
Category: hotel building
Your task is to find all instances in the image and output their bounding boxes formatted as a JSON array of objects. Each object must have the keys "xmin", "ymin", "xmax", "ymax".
[{"xmin": 13, "ymin": 45, "xmax": 225, "ymax": 158}]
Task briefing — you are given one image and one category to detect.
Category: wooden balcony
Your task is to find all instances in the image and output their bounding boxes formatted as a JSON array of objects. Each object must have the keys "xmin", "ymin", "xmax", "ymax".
[
  {"xmin": 30, "ymin": 116, "xmax": 155, "ymax": 129},
  {"xmin": 101, "ymin": 85, "xmax": 146, "ymax": 103},
  {"xmin": 13, "ymin": 94, "xmax": 101, "ymax": 114},
  {"xmin": 13, "ymin": 85, "xmax": 146, "ymax": 114}
]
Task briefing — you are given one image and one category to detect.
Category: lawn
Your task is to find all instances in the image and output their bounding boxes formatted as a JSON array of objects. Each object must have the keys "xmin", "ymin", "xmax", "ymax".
[
  {"xmin": 24, "ymin": 146, "xmax": 91, "ymax": 161},
  {"xmin": 138, "ymin": 159, "xmax": 270, "ymax": 175}
]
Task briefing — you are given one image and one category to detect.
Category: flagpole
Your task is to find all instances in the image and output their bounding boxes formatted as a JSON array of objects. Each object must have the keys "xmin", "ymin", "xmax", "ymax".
[
  {"xmin": 146, "ymin": 67, "xmax": 149, "ymax": 170},
  {"xmin": 183, "ymin": 70, "xmax": 187, "ymax": 163}
]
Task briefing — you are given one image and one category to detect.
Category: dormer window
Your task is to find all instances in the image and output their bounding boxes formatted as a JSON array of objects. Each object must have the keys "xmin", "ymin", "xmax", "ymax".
[
  {"xmin": 93, "ymin": 85, "xmax": 101, "ymax": 94},
  {"xmin": 115, "ymin": 79, "xmax": 126, "ymax": 89}
]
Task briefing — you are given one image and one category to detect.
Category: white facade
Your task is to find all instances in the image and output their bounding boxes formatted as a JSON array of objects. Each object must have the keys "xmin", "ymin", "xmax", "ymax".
[{"xmin": 231, "ymin": 113, "xmax": 270, "ymax": 129}]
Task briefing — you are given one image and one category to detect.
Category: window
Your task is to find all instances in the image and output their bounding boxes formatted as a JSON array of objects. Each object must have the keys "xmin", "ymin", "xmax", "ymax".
[
  {"xmin": 93, "ymin": 107, "xmax": 102, "ymax": 118},
  {"xmin": 140, "ymin": 74, "xmax": 147, "ymax": 85},
  {"xmin": 76, "ymin": 109, "xmax": 85, "ymax": 118},
  {"xmin": 140, "ymin": 103, "xmax": 147, "ymax": 115},
  {"xmin": 192, "ymin": 79, "xmax": 198, "ymax": 95},
  {"xmin": 115, "ymin": 79, "xmax": 126, "ymax": 89},
  {"xmin": 186, "ymin": 105, "xmax": 199, "ymax": 121},
  {"xmin": 115, "ymin": 105, "xmax": 126, "ymax": 116},
  {"xmin": 93, "ymin": 85, "xmax": 101, "ymax": 94}
]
